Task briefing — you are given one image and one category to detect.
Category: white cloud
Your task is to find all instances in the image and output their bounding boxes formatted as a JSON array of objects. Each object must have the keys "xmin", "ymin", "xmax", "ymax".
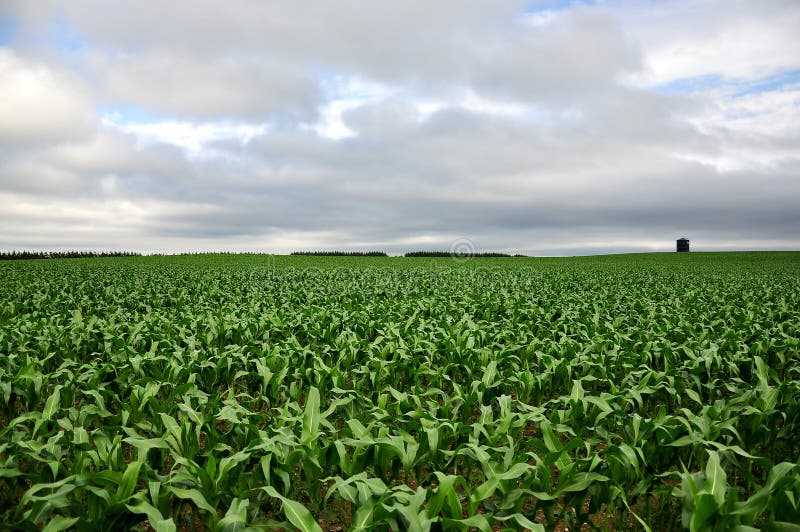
[
  {"xmin": 305, "ymin": 100, "xmax": 361, "ymax": 140},
  {"xmin": 616, "ymin": 0, "xmax": 800, "ymax": 86},
  {"xmin": 103, "ymin": 116, "xmax": 268, "ymax": 154},
  {"xmin": 523, "ymin": 10, "xmax": 560, "ymax": 28},
  {"xmin": 678, "ymin": 86, "xmax": 800, "ymax": 172},
  {"xmin": 0, "ymin": 48, "xmax": 94, "ymax": 145},
  {"xmin": 303, "ymin": 76, "xmax": 396, "ymax": 139}
]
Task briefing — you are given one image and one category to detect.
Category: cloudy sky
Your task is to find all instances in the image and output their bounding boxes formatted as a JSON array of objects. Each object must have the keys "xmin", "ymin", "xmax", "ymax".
[{"xmin": 1, "ymin": 0, "xmax": 798, "ymax": 255}]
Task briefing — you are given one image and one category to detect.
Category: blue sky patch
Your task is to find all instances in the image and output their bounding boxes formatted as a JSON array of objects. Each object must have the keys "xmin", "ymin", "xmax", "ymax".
[
  {"xmin": 730, "ymin": 70, "xmax": 800, "ymax": 97},
  {"xmin": 524, "ymin": 0, "xmax": 600, "ymax": 13},
  {"xmin": 0, "ymin": 17, "xmax": 17, "ymax": 46},
  {"xmin": 653, "ymin": 74, "xmax": 726, "ymax": 94},
  {"xmin": 46, "ymin": 15, "xmax": 86, "ymax": 52},
  {"xmin": 100, "ymin": 104, "xmax": 162, "ymax": 125},
  {"xmin": 653, "ymin": 70, "xmax": 800, "ymax": 97}
]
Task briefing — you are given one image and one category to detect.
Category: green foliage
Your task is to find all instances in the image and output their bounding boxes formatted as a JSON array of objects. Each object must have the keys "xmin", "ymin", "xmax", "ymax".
[
  {"xmin": 291, "ymin": 251, "xmax": 388, "ymax": 256},
  {"xmin": 0, "ymin": 250, "xmax": 140, "ymax": 260},
  {"xmin": 404, "ymin": 251, "xmax": 514, "ymax": 257},
  {"xmin": 0, "ymin": 252, "xmax": 799, "ymax": 530}
]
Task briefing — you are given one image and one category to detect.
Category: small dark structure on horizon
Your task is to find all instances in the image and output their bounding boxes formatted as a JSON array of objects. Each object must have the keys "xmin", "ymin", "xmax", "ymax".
[{"xmin": 677, "ymin": 237, "xmax": 690, "ymax": 252}]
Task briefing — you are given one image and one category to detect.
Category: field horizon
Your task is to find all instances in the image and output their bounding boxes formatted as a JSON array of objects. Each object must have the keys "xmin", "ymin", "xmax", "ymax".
[{"xmin": 3, "ymin": 249, "xmax": 800, "ymax": 262}]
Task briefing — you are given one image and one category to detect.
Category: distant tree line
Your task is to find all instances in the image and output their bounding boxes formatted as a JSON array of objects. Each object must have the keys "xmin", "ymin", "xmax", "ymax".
[
  {"xmin": 0, "ymin": 251, "xmax": 141, "ymax": 260},
  {"xmin": 291, "ymin": 251, "xmax": 389, "ymax": 257},
  {"xmin": 0, "ymin": 250, "xmax": 532, "ymax": 260},
  {"xmin": 404, "ymin": 251, "xmax": 526, "ymax": 257},
  {"xmin": 152, "ymin": 252, "xmax": 273, "ymax": 256},
  {"xmin": 289, "ymin": 250, "xmax": 529, "ymax": 257}
]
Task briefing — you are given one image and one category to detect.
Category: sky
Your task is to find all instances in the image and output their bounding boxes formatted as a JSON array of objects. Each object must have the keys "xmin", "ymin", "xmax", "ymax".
[{"xmin": 0, "ymin": 0, "xmax": 798, "ymax": 255}]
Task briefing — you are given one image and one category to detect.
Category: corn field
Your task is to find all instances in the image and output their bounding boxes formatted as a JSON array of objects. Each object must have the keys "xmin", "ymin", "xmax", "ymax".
[{"xmin": 1, "ymin": 252, "xmax": 799, "ymax": 531}]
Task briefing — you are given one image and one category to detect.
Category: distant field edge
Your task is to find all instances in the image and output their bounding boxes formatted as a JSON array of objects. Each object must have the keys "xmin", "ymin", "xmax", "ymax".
[{"xmin": 2, "ymin": 249, "xmax": 799, "ymax": 261}]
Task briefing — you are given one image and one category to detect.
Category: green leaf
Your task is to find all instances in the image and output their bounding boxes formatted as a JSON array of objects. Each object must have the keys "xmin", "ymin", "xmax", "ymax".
[
  {"xmin": 768, "ymin": 524, "xmax": 800, "ymax": 532},
  {"xmin": 731, "ymin": 487, "xmax": 769, "ymax": 518},
  {"xmin": 169, "ymin": 487, "xmax": 218, "ymax": 518},
  {"xmin": 470, "ymin": 477, "xmax": 499, "ymax": 512},
  {"xmin": 116, "ymin": 460, "xmax": 142, "ymax": 501},
  {"xmin": 42, "ymin": 385, "xmax": 62, "ymax": 421},
  {"xmin": 442, "ymin": 514, "xmax": 492, "ymax": 532},
  {"xmin": 426, "ymin": 473, "xmax": 463, "ymax": 519},
  {"xmin": 620, "ymin": 491, "xmax": 653, "ymax": 532},
  {"xmin": 124, "ymin": 436, "xmax": 169, "ymax": 454},
  {"xmin": 72, "ymin": 426, "xmax": 90, "ymax": 446},
  {"xmin": 20, "ymin": 476, "xmax": 77, "ymax": 507},
  {"xmin": 704, "ymin": 450, "xmax": 727, "ymax": 507},
  {"xmin": 125, "ymin": 436, "xmax": 169, "ymax": 465},
  {"xmin": 0, "ymin": 380, "xmax": 10, "ymax": 406},
  {"xmin": 42, "ymin": 515, "xmax": 80, "ymax": 532},
  {"xmin": 350, "ymin": 497, "xmax": 378, "ymax": 531},
  {"xmin": 766, "ymin": 463, "xmax": 797, "ymax": 491},
  {"xmin": 559, "ymin": 472, "xmax": 609, "ymax": 494},
  {"xmin": 690, "ymin": 493, "xmax": 719, "ymax": 532},
  {"xmin": 177, "ymin": 402, "xmax": 204, "ymax": 424},
  {"xmin": 540, "ymin": 420, "xmax": 562, "ymax": 454},
  {"xmin": 300, "ymin": 386, "xmax": 322, "ymax": 447},
  {"xmin": 127, "ymin": 499, "xmax": 177, "ymax": 532},
  {"xmin": 0, "ymin": 464, "xmax": 22, "ymax": 478},
  {"xmin": 618, "ymin": 443, "xmax": 641, "ymax": 476},
  {"xmin": 494, "ymin": 513, "xmax": 546, "ymax": 531},
  {"xmin": 495, "ymin": 462, "xmax": 532, "ymax": 481},
  {"xmin": 262, "ymin": 486, "xmax": 322, "ymax": 532},
  {"xmin": 214, "ymin": 498, "xmax": 249, "ymax": 532},
  {"xmin": 216, "ymin": 450, "xmax": 251, "ymax": 487}
]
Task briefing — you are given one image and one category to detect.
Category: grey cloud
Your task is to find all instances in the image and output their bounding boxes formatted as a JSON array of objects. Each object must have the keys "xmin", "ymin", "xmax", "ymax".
[
  {"xmin": 115, "ymin": 105, "xmax": 799, "ymax": 251},
  {"xmin": 105, "ymin": 53, "xmax": 320, "ymax": 120},
  {"xmin": 0, "ymin": 1, "xmax": 798, "ymax": 254},
  {"xmin": 1, "ymin": 87, "xmax": 796, "ymax": 253},
  {"xmin": 0, "ymin": 127, "xmax": 191, "ymax": 196},
  {"xmin": 4, "ymin": 1, "xmax": 638, "ymax": 111},
  {"xmin": 472, "ymin": 9, "xmax": 642, "ymax": 104}
]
